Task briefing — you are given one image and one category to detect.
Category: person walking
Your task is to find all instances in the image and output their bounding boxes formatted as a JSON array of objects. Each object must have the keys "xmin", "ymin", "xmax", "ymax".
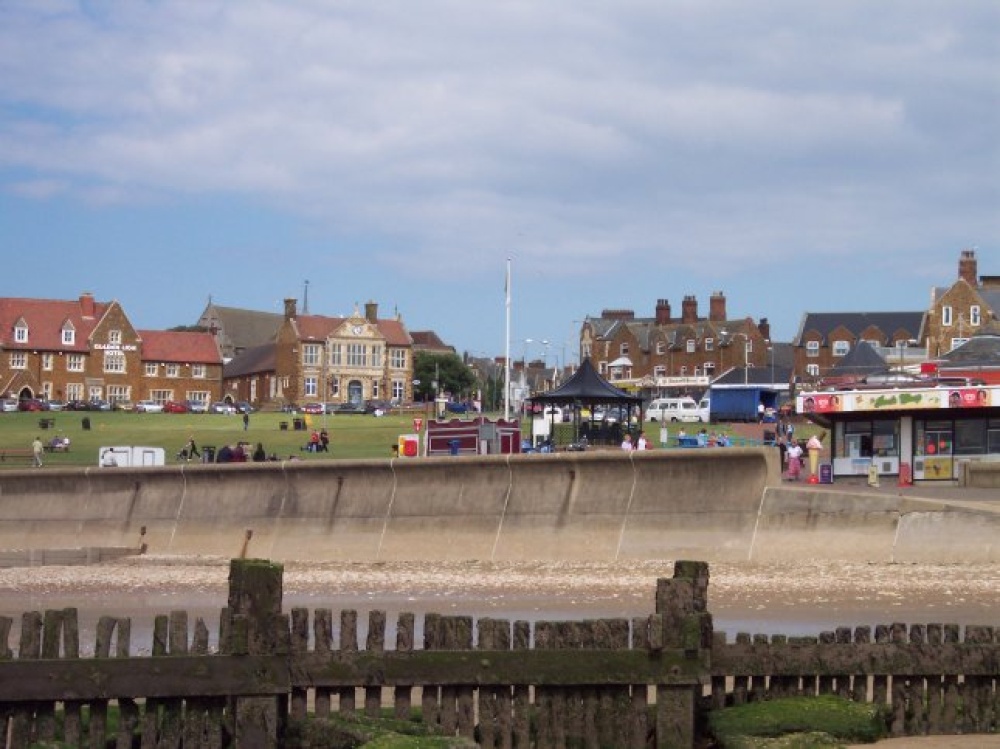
[
  {"xmin": 785, "ymin": 438, "xmax": 804, "ymax": 481},
  {"xmin": 32, "ymin": 436, "xmax": 43, "ymax": 467},
  {"xmin": 242, "ymin": 411, "xmax": 250, "ymax": 431},
  {"xmin": 636, "ymin": 431, "xmax": 649, "ymax": 450},
  {"xmin": 319, "ymin": 428, "xmax": 330, "ymax": 452}
]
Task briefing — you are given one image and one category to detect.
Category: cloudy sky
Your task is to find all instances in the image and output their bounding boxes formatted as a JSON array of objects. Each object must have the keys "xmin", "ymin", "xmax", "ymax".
[{"xmin": 2, "ymin": 1, "xmax": 997, "ymax": 364}]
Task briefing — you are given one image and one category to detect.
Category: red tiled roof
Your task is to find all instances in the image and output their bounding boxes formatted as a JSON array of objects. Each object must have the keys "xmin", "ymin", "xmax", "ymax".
[
  {"xmin": 138, "ymin": 331, "xmax": 222, "ymax": 364},
  {"xmin": 293, "ymin": 314, "xmax": 412, "ymax": 346},
  {"xmin": 0, "ymin": 294, "xmax": 111, "ymax": 352}
]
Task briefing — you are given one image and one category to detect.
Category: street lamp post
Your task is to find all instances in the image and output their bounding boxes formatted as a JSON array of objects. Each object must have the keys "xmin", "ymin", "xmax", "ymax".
[{"xmin": 722, "ymin": 330, "xmax": 749, "ymax": 384}]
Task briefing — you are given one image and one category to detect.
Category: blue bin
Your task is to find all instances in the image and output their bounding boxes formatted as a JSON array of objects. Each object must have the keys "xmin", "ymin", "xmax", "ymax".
[{"xmin": 448, "ymin": 439, "xmax": 461, "ymax": 456}]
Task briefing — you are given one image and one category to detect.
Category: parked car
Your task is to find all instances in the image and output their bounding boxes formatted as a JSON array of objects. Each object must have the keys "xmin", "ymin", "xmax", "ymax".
[
  {"xmin": 162, "ymin": 401, "xmax": 189, "ymax": 414},
  {"xmin": 0, "ymin": 398, "xmax": 18, "ymax": 413},
  {"xmin": 445, "ymin": 401, "xmax": 471, "ymax": 414},
  {"xmin": 364, "ymin": 400, "xmax": 394, "ymax": 415},
  {"xmin": 89, "ymin": 399, "xmax": 112, "ymax": 411},
  {"xmin": 135, "ymin": 400, "xmax": 164, "ymax": 413},
  {"xmin": 301, "ymin": 402, "xmax": 326, "ymax": 415},
  {"xmin": 280, "ymin": 403, "xmax": 301, "ymax": 414},
  {"xmin": 18, "ymin": 398, "xmax": 45, "ymax": 412},
  {"xmin": 44, "ymin": 399, "xmax": 66, "ymax": 412},
  {"xmin": 208, "ymin": 401, "xmax": 236, "ymax": 414},
  {"xmin": 234, "ymin": 401, "xmax": 254, "ymax": 414},
  {"xmin": 332, "ymin": 401, "xmax": 367, "ymax": 414},
  {"xmin": 64, "ymin": 400, "xmax": 90, "ymax": 411},
  {"xmin": 113, "ymin": 400, "xmax": 134, "ymax": 412},
  {"xmin": 184, "ymin": 400, "xmax": 208, "ymax": 413}
]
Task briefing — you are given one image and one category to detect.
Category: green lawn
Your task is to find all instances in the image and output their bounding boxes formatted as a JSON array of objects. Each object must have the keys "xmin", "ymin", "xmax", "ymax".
[{"xmin": 0, "ymin": 408, "xmax": 440, "ymax": 468}]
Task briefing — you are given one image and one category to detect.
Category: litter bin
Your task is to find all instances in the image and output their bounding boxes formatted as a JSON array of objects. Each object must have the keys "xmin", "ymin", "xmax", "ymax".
[
  {"xmin": 293, "ymin": 417, "xmax": 306, "ymax": 431},
  {"xmin": 448, "ymin": 439, "xmax": 461, "ymax": 456},
  {"xmin": 202, "ymin": 446, "xmax": 216, "ymax": 464},
  {"xmin": 82, "ymin": 417, "xmax": 91, "ymax": 431},
  {"xmin": 763, "ymin": 430, "xmax": 776, "ymax": 445}
]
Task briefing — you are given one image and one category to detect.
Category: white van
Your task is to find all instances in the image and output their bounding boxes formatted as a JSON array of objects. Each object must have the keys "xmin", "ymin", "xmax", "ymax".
[{"xmin": 646, "ymin": 397, "xmax": 709, "ymax": 423}]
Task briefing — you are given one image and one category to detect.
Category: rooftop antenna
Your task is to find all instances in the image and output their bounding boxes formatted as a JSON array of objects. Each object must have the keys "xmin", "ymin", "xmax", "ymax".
[{"xmin": 303, "ymin": 279, "xmax": 310, "ymax": 314}]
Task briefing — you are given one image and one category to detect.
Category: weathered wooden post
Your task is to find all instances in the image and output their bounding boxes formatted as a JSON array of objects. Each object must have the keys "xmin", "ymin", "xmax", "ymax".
[
  {"xmin": 655, "ymin": 560, "xmax": 712, "ymax": 748},
  {"xmin": 224, "ymin": 558, "xmax": 285, "ymax": 748}
]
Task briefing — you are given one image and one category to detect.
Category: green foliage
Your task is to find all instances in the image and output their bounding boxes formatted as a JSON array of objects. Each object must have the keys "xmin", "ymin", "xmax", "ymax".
[
  {"xmin": 287, "ymin": 711, "xmax": 476, "ymax": 748},
  {"xmin": 412, "ymin": 352, "xmax": 476, "ymax": 401},
  {"xmin": 708, "ymin": 695, "xmax": 887, "ymax": 748}
]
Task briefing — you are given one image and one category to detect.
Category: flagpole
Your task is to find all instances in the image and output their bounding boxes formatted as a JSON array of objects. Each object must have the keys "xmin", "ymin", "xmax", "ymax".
[{"xmin": 504, "ymin": 257, "xmax": 511, "ymax": 420}]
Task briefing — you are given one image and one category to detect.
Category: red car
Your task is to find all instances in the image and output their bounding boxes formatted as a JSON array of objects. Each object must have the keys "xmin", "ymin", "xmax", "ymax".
[
  {"xmin": 301, "ymin": 402, "xmax": 325, "ymax": 415},
  {"xmin": 18, "ymin": 398, "xmax": 45, "ymax": 412},
  {"xmin": 163, "ymin": 401, "xmax": 189, "ymax": 414}
]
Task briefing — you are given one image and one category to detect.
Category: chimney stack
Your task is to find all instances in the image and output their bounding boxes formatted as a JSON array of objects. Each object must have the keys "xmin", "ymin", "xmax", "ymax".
[
  {"xmin": 958, "ymin": 249, "xmax": 978, "ymax": 286},
  {"xmin": 79, "ymin": 292, "xmax": 96, "ymax": 318},
  {"xmin": 365, "ymin": 301, "xmax": 378, "ymax": 323},
  {"xmin": 655, "ymin": 299, "xmax": 672, "ymax": 325},
  {"xmin": 758, "ymin": 317, "xmax": 771, "ymax": 341},
  {"xmin": 601, "ymin": 309, "xmax": 635, "ymax": 321},
  {"xmin": 283, "ymin": 298, "xmax": 297, "ymax": 320},
  {"xmin": 709, "ymin": 291, "xmax": 727, "ymax": 322},
  {"xmin": 681, "ymin": 295, "xmax": 698, "ymax": 324}
]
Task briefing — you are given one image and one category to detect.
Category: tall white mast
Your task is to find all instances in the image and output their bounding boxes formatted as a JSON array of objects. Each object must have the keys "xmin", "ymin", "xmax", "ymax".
[{"xmin": 504, "ymin": 257, "xmax": 511, "ymax": 420}]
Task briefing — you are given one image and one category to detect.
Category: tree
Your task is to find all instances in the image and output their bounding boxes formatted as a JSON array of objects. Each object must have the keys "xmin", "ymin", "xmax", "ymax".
[{"xmin": 413, "ymin": 351, "xmax": 476, "ymax": 402}]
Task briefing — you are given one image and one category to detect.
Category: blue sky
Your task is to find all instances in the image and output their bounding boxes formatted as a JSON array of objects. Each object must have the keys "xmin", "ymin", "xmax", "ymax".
[{"xmin": 2, "ymin": 1, "xmax": 997, "ymax": 366}]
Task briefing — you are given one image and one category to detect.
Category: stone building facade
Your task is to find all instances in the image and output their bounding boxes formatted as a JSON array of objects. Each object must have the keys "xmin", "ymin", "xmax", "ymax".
[{"xmin": 922, "ymin": 249, "xmax": 1000, "ymax": 358}]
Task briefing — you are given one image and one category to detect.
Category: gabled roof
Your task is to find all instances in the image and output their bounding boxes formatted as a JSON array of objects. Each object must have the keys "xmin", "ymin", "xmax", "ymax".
[
  {"xmin": 0, "ymin": 294, "xmax": 113, "ymax": 352},
  {"xmin": 410, "ymin": 330, "xmax": 455, "ymax": 353},
  {"xmin": 223, "ymin": 343, "xmax": 277, "ymax": 378},
  {"xmin": 530, "ymin": 358, "xmax": 642, "ymax": 404},
  {"xmin": 197, "ymin": 304, "xmax": 283, "ymax": 353},
  {"xmin": 139, "ymin": 330, "xmax": 222, "ymax": 364},
  {"xmin": 939, "ymin": 333, "xmax": 1000, "ymax": 367},
  {"xmin": 292, "ymin": 314, "xmax": 413, "ymax": 346},
  {"xmin": 794, "ymin": 311, "xmax": 925, "ymax": 345},
  {"xmin": 827, "ymin": 341, "xmax": 889, "ymax": 376}
]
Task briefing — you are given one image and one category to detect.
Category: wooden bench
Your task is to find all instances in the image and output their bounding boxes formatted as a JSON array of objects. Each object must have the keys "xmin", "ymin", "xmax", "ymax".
[
  {"xmin": 0, "ymin": 448, "xmax": 36, "ymax": 464},
  {"xmin": 43, "ymin": 442, "xmax": 70, "ymax": 453}
]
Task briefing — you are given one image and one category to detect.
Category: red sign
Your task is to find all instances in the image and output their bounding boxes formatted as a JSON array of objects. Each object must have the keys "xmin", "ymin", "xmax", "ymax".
[{"xmin": 413, "ymin": 417, "xmax": 424, "ymax": 432}]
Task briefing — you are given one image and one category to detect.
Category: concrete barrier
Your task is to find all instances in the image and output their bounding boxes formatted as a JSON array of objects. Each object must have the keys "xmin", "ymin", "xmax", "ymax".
[{"xmin": 1, "ymin": 448, "xmax": 997, "ymax": 563}]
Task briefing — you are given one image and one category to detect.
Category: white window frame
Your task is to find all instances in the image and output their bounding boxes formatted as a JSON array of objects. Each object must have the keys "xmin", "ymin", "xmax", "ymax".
[
  {"xmin": 950, "ymin": 337, "xmax": 969, "ymax": 351},
  {"xmin": 166, "ymin": 364, "xmax": 180, "ymax": 378},
  {"xmin": 330, "ymin": 344, "xmax": 342, "ymax": 367},
  {"xmin": 191, "ymin": 364, "xmax": 206, "ymax": 379},
  {"xmin": 108, "ymin": 329, "xmax": 122, "ymax": 345},
  {"xmin": 806, "ymin": 364, "xmax": 820, "ymax": 377},
  {"xmin": 302, "ymin": 344, "xmax": 321, "ymax": 367},
  {"xmin": 970, "ymin": 305, "xmax": 981, "ymax": 326},
  {"xmin": 42, "ymin": 353, "xmax": 53, "ymax": 371},
  {"xmin": 67, "ymin": 355, "xmax": 85, "ymax": 372},
  {"xmin": 9, "ymin": 352, "xmax": 26, "ymax": 370},
  {"xmin": 390, "ymin": 348, "xmax": 407, "ymax": 369},
  {"xmin": 705, "ymin": 338, "xmax": 714, "ymax": 352},
  {"xmin": 392, "ymin": 379, "xmax": 405, "ymax": 400},
  {"xmin": 145, "ymin": 362, "xmax": 158, "ymax": 376},
  {"xmin": 806, "ymin": 341, "xmax": 820, "ymax": 358},
  {"xmin": 832, "ymin": 340, "xmax": 850, "ymax": 357},
  {"xmin": 304, "ymin": 376, "xmax": 318, "ymax": 397},
  {"xmin": 14, "ymin": 324, "xmax": 27, "ymax": 343},
  {"xmin": 655, "ymin": 341, "xmax": 665, "ymax": 355},
  {"xmin": 62, "ymin": 326, "xmax": 75, "ymax": 345},
  {"xmin": 103, "ymin": 349, "xmax": 126, "ymax": 373},
  {"xmin": 942, "ymin": 306, "xmax": 953, "ymax": 327},
  {"xmin": 686, "ymin": 339, "xmax": 695, "ymax": 353},
  {"xmin": 620, "ymin": 343, "xmax": 629, "ymax": 357}
]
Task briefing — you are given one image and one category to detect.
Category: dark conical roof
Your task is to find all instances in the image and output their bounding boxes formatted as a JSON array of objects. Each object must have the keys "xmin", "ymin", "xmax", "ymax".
[
  {"xmin": 530, "ymin": 358, "xmax": 642, "ymax": 404},
  {"xmin": 828, "ymin": 341, "xmax": 889, "ymax": 376}
]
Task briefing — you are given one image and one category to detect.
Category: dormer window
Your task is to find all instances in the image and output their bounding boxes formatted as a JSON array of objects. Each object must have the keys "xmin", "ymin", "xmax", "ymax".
[
  {"xmin": 833, "ymin": 341, "xmax": 851, "ymax": 357},
  {"xmin": 61, "ymin": 323, "xmax": 75, "ymax": 346},
  {"xmin": 13, "ymin": 321, "xmax": 28, "ymax": 343},
  {"xmin": 806, "ymin": 341, "xmax": 820, "ymax": 358}
]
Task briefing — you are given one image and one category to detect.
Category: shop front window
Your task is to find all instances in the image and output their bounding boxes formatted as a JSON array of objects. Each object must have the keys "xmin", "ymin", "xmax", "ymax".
[{"xmin": 954, "ymin": 418, "xmax": 987, "ymax": 455}]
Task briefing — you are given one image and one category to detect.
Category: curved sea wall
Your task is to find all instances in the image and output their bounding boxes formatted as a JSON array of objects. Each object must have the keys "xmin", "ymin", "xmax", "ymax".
[{"xmin": 0, "ymin": 448, "xmax": 996, "ymax": 563}]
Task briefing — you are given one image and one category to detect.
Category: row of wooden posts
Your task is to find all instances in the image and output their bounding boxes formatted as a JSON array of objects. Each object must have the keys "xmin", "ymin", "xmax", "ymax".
[{"xmin": 1, "ymin": 559, "xmax": 999, "ymax": 748}]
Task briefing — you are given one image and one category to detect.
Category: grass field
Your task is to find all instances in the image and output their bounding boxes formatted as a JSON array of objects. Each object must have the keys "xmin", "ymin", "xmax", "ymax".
[
  {"xmin": 0, "ymin": 408, "xmax": 804, "ymax": 469},
  {"xmin": 0, "ymin": 407, "xmax": 439, "ymax": 468}
]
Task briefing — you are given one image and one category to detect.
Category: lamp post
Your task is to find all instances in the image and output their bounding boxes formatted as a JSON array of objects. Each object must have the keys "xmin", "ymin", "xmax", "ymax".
[
  {"xmin": 767, "ymin": 340, "xmax": 774, "ymax": 384},
  {"xmin": 722, "ymin": 330, "xmax": 749, "ymax": 384}
]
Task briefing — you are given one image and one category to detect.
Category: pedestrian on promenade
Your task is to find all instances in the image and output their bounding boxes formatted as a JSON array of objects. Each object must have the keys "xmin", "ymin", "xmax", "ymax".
[
  {"xmin": 785, "ymin": 438, "xmax": 803, "ymax": 481},
  {"xmin": 32, "ymin": 436, "xmax": 43, "ymax": 467}
]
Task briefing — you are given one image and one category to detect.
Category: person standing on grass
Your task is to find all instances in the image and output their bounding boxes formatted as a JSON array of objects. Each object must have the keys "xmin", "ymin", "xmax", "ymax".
[
  {"xmin": 32, "ymin": 436, "xmax": 43, "ymax": 467},
  {"xmin": 242, "ymin": 411, "xmax": 250, "ymax": 431}
]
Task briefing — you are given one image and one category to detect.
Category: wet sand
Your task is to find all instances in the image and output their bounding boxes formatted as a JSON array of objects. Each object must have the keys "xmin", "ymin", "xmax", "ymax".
[{"xmin": 0, "ymin": 556, "xmax": 997, "ymax": 650}]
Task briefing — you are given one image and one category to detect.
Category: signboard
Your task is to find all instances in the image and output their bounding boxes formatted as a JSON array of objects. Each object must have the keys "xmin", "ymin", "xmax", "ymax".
[
  {"xmin": 798, "ymin": 384, "xmax": 997, "ymax": 414},
  {"xmin": 413, "ymin": 417, "xmax": 424, "ymax": 432}
]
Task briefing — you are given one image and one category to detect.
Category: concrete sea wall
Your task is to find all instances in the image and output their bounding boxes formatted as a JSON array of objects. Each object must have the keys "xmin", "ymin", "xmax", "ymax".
[{"xmin": 0, "ymin": 448, "xmax": 997, "ymax": 563}]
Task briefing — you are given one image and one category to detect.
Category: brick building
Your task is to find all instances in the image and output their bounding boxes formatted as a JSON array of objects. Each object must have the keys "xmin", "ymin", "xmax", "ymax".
[
  {"xmin": 580, "ymin": 292, "xmax": 771, "ymax": 391},
  {"xmin": 0, "ymin": 292, "xmax": 222, "ymax": 406},
  {"xmin": 922, "ymin": 248, "xmax": 1000, "ymax": 358}
]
